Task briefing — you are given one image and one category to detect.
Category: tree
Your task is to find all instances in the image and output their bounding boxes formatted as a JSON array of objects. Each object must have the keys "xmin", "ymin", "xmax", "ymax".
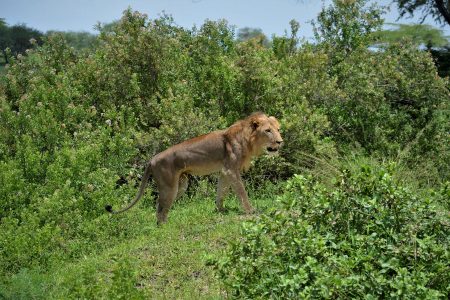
[
  {"xmin": 373, "ymin": 23, "xmax": 450, "ymax": 76},
  {"xmin": 0, "ymin": 18, "xmax": 11, "ymax": 63},
  {"xmin": 0, "ymin": 22, "xmax": 43, "ymax": 63},
  {"xmin": 46, "ymin": 31, "xmax": 97, "ymax": 50},
  {"xmin": 237, "ymin": 27, "xmax": 269, "ymax": 47},
  {"xmin": 272, "ymin": 20, "xmax": 300, "ymax": 58},
  {"xmin": 393, "ymin": 0, "xmax": 450, "ymax": 26},
  {"xmin": 312, "ymin": 0, "xmax": 385, "ymax": 61},
  {"xmin": 94, "ymin": 20, "xmax": 120, "ymax": 34},
  {"xmin": 430, "ymin": 46, "xmax": 450, "ymax": 76},
  {"xmin": 9, "ymin": 24, "xmax": 43, "ymax": 56},
  {"xmin": 374, "ymin": 23, "xmax": 449, "ymax": 48}
]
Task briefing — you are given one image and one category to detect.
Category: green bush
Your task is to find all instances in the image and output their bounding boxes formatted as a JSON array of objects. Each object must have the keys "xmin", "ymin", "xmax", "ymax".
[
  {"xmin": 324, "ymin": 44, "xmax": 449, "ymax": 156},
  {"xmin": 310, "ymin": 0, "xmax": 449, "ymax": 183},
  {"xmin": 211, "ymin": 167, "xmax": 449, "ymax": 298}
]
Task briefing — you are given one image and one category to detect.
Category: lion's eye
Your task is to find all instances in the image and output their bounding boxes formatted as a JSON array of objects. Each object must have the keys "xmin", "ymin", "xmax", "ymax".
[{"xmin": 265, "ymin": 129, "xmax": 271, "ymax": 133}]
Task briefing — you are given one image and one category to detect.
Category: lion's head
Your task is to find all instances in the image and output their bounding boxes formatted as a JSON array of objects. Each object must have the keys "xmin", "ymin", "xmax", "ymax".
[{"xmin": 249, "ymin": 113, "xmax": 283, "ymax": 156}]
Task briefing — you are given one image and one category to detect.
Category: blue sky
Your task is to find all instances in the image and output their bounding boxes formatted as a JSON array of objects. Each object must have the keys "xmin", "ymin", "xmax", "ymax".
[{"xmin": 2, "ymin": 0, "xmax": 449, "ymax": 39}]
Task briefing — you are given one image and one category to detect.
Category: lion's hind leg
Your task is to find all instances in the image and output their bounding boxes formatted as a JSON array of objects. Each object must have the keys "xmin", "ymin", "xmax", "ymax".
[
  {"xmin": 156, "ymin": 185, "xmax": 178, "ymax": 225},
  {"xmin": 154, "ymin": 169, "xmax": 180, "ymax": 225}
]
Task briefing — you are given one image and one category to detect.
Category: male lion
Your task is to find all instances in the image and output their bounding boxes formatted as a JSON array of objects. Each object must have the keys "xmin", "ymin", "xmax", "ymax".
[{"xmin": 106, "ymin": 112, "xmax": 283, "ymax": 224}]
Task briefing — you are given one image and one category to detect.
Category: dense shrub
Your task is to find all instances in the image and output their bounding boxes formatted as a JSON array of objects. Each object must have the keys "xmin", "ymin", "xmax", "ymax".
[
  {"xmin": 310, "ymin": 0, "xmax": 450, "ymax": 183},
  {"xmin": 325, "ymin": 44, "xmax": 449, "ymax": 156},
  {"xmin": 211, "ymin": 167, "xmax": 450, "ymax": 298}
]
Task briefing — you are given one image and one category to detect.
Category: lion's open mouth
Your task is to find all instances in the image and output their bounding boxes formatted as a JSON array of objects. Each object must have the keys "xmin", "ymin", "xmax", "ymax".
[{"xmin": 267, "ymin": 147, "xmax": 278, "ymax": 153}]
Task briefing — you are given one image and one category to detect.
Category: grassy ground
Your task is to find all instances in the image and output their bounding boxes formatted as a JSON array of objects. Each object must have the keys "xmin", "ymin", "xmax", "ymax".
[{"xmin": 4, "ymin": 180, "xmax": 282, "ymax": 299}]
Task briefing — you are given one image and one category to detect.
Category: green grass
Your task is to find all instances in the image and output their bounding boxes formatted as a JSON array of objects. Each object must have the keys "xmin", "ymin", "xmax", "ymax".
[
  {"xmin": 52, "ymin": 204, "xmax": 239, "ymax": 299},
  {"xmin": 2, "ymin": 181, "xmax": 282, "ymax": 299}
]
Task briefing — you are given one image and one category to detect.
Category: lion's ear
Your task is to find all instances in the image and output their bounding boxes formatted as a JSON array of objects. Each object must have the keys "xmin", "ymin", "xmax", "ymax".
[{"xmin": 251, "ymin": 119, "xmax": 260, "ymax": 131}]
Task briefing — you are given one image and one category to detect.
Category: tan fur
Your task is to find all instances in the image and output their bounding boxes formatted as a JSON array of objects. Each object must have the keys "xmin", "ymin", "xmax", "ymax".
[{"xmin": 106, "ymin": 112, "xmax": 283, "ymax": 224}]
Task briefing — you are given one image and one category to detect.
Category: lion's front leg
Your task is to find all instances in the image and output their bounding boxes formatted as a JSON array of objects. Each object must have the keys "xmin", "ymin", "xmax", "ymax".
[{"xmin": 224, "ymin": 170, "xmax": 254, "ymax": 214}]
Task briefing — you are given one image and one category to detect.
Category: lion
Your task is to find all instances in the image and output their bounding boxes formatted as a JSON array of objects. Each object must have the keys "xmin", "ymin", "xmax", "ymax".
[{"xmin": 105, "ymin": 112, "xmax": 283, "ymax": 224}]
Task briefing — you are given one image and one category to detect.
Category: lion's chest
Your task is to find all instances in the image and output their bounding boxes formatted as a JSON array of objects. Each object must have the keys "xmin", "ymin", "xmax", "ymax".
[{"xmin": 240, "ymin": 156, "xmax": 252, "ymax": 172}]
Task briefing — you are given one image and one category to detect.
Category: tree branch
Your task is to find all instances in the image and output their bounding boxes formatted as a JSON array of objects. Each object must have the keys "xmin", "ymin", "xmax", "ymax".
[{"xmin": 434, "ymin": 0, "xmax": 450, "ymax": 26}]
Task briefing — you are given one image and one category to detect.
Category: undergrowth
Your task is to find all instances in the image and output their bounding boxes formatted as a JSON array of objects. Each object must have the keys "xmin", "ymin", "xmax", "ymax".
[{"xmin": 210, "ymin": 167, "xmax": 450, "ymax": 299}]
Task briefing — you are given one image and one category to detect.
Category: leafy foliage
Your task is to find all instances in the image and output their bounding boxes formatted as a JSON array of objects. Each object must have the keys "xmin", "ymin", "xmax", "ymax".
[
  {"xmin": 0, "ymin": 20, "xmax": 44, "ymax": 64},
  {"xmin": 211, "ymin": 167, "xmax": 450, "ymax": 298},
  {"xmin": 237, "ymin": 27, "xmax": 270, "ymax": 47},
  {"xmin": 374, "ymin": 23, "xmax": 449, "ymax": 48},
  {"xmin": 310, "ymin": 0, "xmax": 449, "ymax": 184},
  {"xmin": 312, "ymin": 0, "xmax": 385, "ymax": 63},
  {"xmin": 46, "ymin": 30, "xmax": 98, "ymax": 50}
]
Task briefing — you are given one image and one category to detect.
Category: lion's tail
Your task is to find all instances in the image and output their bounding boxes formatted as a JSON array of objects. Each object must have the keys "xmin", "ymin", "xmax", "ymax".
[{"xmin": 105, "ymin": 161, "xmax": 153, "ymax": 214}]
